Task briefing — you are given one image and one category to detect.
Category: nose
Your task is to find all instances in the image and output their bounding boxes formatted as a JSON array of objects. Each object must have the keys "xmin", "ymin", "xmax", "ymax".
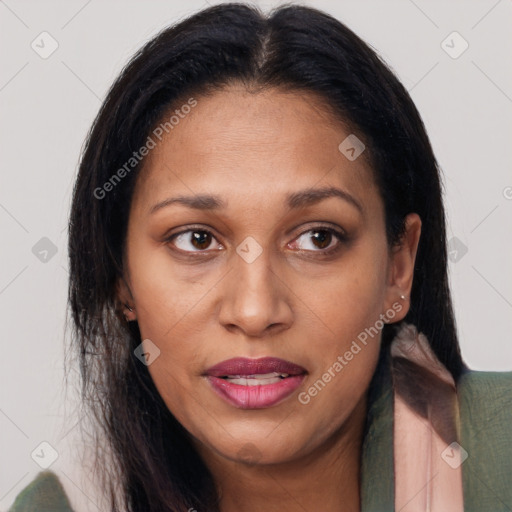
[{"xmin": 218, "ymin": 246, "xmax": 294, "ymax": 338}]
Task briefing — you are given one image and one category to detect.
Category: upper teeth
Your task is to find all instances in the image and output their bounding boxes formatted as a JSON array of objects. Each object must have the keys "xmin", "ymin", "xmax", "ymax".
[
  {"xmin": 221, "ymin": 372, "xmax": 292, "ymax": 385},
  {"xmin": 224, "ymin": 372, "xmax": 289, "ymax": 379}
]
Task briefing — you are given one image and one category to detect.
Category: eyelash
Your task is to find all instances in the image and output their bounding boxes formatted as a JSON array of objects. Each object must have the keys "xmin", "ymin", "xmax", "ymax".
[{"xmin": 164, "ymin": 225, "xmax": 347, "ymax": 257}]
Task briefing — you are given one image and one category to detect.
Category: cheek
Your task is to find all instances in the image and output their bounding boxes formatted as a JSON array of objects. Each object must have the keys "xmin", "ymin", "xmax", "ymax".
[
  {"xmin": 295, "ymin": 236, "xmax": 389, "ymax": 345},
  {"xmin": 126, "ymin": 239, "xmax": 217, "ymax": 340},
  {"xmin": 125, "ymin": 240, "xmax": 220, "ymax": 421},
  {"xmin": 290, "ymin": 240, "xmax": 387, "ymax": 428}
]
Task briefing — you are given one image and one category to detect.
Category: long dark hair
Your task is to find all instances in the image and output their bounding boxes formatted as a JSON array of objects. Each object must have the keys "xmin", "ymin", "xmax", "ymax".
[{"xmin": 67, "ymin": 3, "xmax": 465, "ymax": 511}]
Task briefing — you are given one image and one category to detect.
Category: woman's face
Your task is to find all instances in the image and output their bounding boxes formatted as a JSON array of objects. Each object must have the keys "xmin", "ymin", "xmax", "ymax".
[{"xmin": 119, "ymin": 86, "xmax": 419, "ymax": 467}]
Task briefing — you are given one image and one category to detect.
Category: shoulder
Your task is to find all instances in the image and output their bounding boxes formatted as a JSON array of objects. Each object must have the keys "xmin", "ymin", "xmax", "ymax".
[
  {"xmin": 457, "ymin": 369, "xmax": 512, "ymax": 428},
  {"xmin": 7, "ymin": 470, "xmax": 74, "ymax": 512},
  {"xmin": 458, "ymin": 367, "xmax": 512, "ymax": 396},
  {"xmin": 457, "ymin": 369, "xmax": 512, "ymax": 511}
]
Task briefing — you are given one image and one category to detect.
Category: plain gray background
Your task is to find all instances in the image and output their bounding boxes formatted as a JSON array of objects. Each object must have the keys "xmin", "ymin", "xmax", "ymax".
[{"xmin": 1, "ymin": 1, "xmax": 511, "ymax": 510}]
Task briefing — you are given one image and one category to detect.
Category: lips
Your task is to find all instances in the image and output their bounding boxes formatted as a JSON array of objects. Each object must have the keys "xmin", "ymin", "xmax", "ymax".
[
  {"xmin": 203, "ymin": 357, "xmax": 307, "ymax": 409},
  {"xmin": 204, "ymin": 357, "xmax": 307, "ymax": 378}
]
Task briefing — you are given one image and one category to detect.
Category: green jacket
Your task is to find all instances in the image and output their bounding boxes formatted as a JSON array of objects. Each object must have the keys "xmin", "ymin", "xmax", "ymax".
[{"xmin": 8, "ymin": 368, "xmax": 512, "ymax": 511}]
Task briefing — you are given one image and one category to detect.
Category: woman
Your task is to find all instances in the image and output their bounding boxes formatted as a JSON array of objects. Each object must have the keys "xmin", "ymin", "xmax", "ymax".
[{"xmin": 9, "ymin": 3, "xmax": 511, "ymax": 512}]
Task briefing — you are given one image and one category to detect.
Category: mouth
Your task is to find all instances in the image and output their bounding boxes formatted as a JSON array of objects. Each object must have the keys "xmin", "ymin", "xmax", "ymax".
[{"xmin": 203, "ymin": 357, "xmax": 307, "ymax": 409}]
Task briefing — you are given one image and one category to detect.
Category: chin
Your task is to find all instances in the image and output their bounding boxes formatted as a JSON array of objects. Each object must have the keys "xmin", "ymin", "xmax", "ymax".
[{"xmin": 211, "ymin": 433, "xmax": 307, "ymax": 466}]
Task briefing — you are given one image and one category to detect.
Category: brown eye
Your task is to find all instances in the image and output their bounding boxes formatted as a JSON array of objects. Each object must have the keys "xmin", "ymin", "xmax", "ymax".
[
  {"xmin": 292, "ymin": 227, "xmax": 346, "ymax": 253},
  {"xmin": 170, "ymin": 229, "xmax": 220, "ymax": 252},
  {"xmin": 190, "ymin": 231, "xmax": 213, "ymax": 250},
  {"xmin": 310, "ymin": 230, "xmax": 332, "ymax": 249}
]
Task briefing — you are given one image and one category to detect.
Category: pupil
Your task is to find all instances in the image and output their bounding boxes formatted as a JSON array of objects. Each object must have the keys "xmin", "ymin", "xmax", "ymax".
[
  {"xmin": 192, "ymin": 231, "xmax": 211, "ymax": 249},
  {"xmin": 312, "ymin": 230, "xmax": 331, "ymax": 249}
]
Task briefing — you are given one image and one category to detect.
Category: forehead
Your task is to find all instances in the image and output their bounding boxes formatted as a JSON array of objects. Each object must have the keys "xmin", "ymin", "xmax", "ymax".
[{"xmin": 133, "ymin": 86, "xmax": 379, "ymax": 214}]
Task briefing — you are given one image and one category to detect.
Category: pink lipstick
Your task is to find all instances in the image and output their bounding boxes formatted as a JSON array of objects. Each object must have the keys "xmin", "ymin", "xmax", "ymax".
[{"xmin": 204, "ymin": 357, "xmax": 307, "ymax": 409}]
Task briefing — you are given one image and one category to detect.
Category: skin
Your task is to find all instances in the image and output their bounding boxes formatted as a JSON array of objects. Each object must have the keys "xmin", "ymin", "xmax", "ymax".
[{"xmin": 117, "ymin": 85, "xmax": 421, "ymax": 512}]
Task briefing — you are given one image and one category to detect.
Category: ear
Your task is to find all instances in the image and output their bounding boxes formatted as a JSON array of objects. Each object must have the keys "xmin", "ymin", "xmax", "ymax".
[
  {"xmin": 383, "ymin": 213, "xmax": 422, "ymax": 323},
  {"xmin": 116, "ymin": 276, "xmax": 137, "ymax": 322}
]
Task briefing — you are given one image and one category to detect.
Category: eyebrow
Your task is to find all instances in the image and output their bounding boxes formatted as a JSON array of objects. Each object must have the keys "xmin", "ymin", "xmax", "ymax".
[{"xmin": 149, "ymin": 186, "xmax": 363, "ymax": 214}]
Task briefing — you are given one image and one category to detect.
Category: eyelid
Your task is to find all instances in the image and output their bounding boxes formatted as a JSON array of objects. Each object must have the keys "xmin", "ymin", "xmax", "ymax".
[
  {"xmin": 164, "ymin": 224, "xmax": 218, "ymax": 240},
  {"xmin": 288, "ymin": 221, "xmax": 347, "ymax": 238}
]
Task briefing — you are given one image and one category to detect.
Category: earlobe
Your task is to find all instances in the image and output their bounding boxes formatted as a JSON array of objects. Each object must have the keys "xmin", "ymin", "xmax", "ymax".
[
  {"xmin": 116, "ymin": 276, "xmax": 137, "ymax": 322},
  {"xmin": 123, "ymin": 304, "xmax": 137, "ymax": 322}
]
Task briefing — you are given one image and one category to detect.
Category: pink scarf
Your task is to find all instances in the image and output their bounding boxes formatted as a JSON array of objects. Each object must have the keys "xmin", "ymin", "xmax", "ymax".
[{"xmin": 391, "ymin": 323, "xmax": 465, "ymax": 511}]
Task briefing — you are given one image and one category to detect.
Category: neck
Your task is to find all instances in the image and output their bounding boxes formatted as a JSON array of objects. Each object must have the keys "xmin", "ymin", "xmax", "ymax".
[{"xmin": 199, "ymin": 394, "xmax": 367, "ymax": 512}]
